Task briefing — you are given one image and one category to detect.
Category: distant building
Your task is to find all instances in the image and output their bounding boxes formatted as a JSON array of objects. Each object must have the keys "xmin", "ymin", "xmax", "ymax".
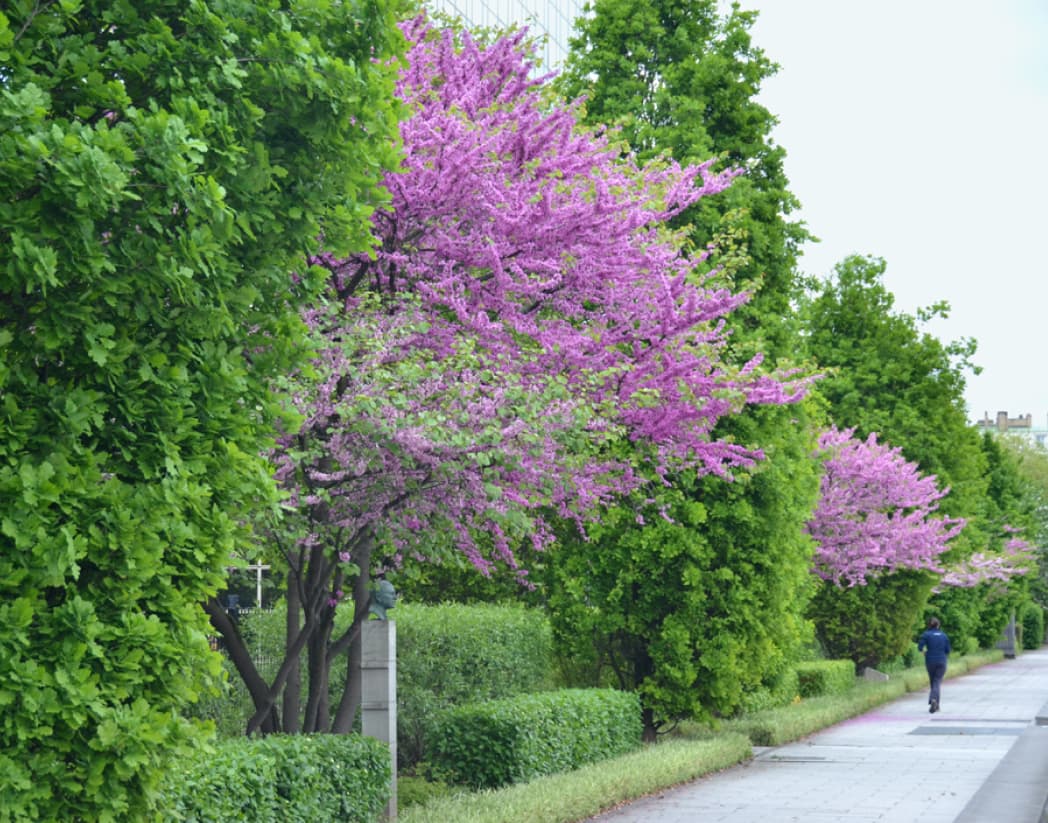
[
  {"xmin": 425, "ymin": 0, "xmax": 585, "ymax": 69},
  {"xmin": 975, "ymin": 411, "xmax": 1048, "ymax": 448}
]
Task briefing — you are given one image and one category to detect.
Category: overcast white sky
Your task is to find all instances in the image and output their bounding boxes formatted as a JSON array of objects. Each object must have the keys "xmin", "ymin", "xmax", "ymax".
[{"xmin": 738, "ymin": 1, "xmax": 1048, "ymax": 424}]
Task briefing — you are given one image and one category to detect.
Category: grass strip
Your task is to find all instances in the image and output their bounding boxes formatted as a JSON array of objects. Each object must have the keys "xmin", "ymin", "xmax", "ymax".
[
  {"xmin": 398, "ymin": 733, "xmax": 751, "ymax": 823},
  {"xmin": 709, "ymin": 679, "xmax": 907, "ymax": 746},
  {"xmin": 401, "ymin": 650, "xmax": 1007, "ymax": 821}
]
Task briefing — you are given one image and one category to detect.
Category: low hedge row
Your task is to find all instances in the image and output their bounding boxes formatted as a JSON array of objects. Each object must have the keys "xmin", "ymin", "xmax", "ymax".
[
  {"xmin": 795, "ymin": 660, "xmax": 856, "ymax": 698},
  {"xmin": 159, "ymin": 733, "xmax": 391, "ymax": 822},
  {"xmin": 395, "ymin": 602, "xmax": 554, "ymax": 769},
  {"xmin": 737, "ymin": 667, "xmax": 800, "ymax": 714},
  {"xmin": 430, "ymin": 688, "xmax": 642, "ymax": 790}
]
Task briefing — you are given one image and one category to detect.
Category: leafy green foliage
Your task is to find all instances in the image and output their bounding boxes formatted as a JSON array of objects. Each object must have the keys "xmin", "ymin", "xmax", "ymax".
[
  {"xmin": 794, "ymin": 660, "xmax": 857, "ymax": 697},
  {"xmin": 800, "ymin": 255, "xmax": 986, "ymax": 523},
  {"xmin": 551, "ymin": 0, "xmax": 822, "ymax": 742},
  {"xmin": 430, "ymin": 689, "xmax": 642, "ymax": 790},
  {"xmin": 393, "ymin": 603, "xmax": 555, "ymax": 769},
  {"xmin": 0, "ymin": 0, "xmax": 403, "ymax": 817},
  {"xmin": 1020, "ymin": 601, "xmax": 1045, "ymax": 650},
  {"xmin": 548, "ymin": 402, "xmax": 821, "ymax": 735},
  {"xmin": 735, "ymin": 667, "xmax": 800, "ymax": 715},
  {"xmin": 930, "ymin": 579, "xmax": 1023, "ymax": 655},
  {"xmin": 558, "ymin": 0, "xmax": 809, "ymax": 356},
  {"xmin": 159, "ymin": 733, "xmax": 391, "ymax": 822},
  {"xmin": 808, "ymin": 571, "xmax": 936, "ymax": 670}
]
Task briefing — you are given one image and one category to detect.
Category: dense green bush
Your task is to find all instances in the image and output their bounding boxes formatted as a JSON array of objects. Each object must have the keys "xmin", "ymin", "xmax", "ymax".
[
  {"xmin": 189, "ymin": 602, "xmax": 554, "ymax": 763},
  {"xmin": 974, "ymin": 593, "xmax": 1022, "ymax": 650},
  {"xmin": 795, "ymin": 660, "xmax": 856, "ymax": 697},
  {"xmin": 1021, "ymin": 601, "xmax": 1045, "ymax": 650},
  {"xmin": 430, "ymin": 689, "xmax": 642, "ymax": 789},
  {"xmin": 549, "ymin": 403, "xmax": 822, "ymax": 739},
  {"xmin": 160, "ymin": 733, "xmax": 391, "ymax": 822},
  {"xmin": 0, "ymin": 0, "xmax": 403, "ymax": 818},
  {"xmin": 808, "ymin": 571, "xmax": 935, "ymax": 669},
  {"xmin": 394, "ymin": 602, "xmax": 555, "ymax": 769},
  {"xmin": 737, "ymin": 667, "xmax": 800, "ymax": 715}
]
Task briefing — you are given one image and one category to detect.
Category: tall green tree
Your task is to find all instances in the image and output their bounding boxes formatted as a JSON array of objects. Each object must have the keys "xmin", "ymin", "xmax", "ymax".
[
  {"xmin": 799, "ymin": 255, "xmax": 1013, "ymax": 656},
  {"xmin": 558, "ymin": 0, "xmax": 807, "ymax": 353},
  {"xmin": 801, "ymin": 255, "xmax": 987, "ymax": 523},
  {"xmin": 549, "ymin": 400, "xmax": 821, "ymax": 738},
  {"xmin": 548, "ymin": 0, "xmax": 821, "ymax": 732},
  {"xmin": 0, "ymin": 1, "xmax": 403, "ymax": 818},
  {"xmin": 930, "ymin": 432, "xmax": 1041, "ymax": 653}
]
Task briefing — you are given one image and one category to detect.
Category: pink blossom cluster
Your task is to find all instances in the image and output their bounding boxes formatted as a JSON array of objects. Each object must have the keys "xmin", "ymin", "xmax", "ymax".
[
  {"xmin": 272, "ymin": 18, "xmax": 808, "ymax": 575},
  {"xmin": 806, "ymin": 427, "xmax": 965, "ymax": 587},
  {"xmin": 938, "ymin": 535, "xmax": 1035, "ymax": 589}
]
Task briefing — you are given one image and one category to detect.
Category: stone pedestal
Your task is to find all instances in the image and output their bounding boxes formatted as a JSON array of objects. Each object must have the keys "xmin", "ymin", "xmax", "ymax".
[
  {"xmin": 997, "ymin": 612, "xmax": 1018, "ymax": 659},
  {"xmin": 362, "ymin": 619, "xmax": 397, "ymax": 820}
]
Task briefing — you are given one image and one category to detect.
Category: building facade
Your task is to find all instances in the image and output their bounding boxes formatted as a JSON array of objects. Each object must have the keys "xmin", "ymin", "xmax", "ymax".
[
  {"xmin": 425, "ymin": 0, "xmax": 585, "ymax": 69},
  {"xmin": 975, "ymin": 410, "xmax": 1048, "ymax": 448}
]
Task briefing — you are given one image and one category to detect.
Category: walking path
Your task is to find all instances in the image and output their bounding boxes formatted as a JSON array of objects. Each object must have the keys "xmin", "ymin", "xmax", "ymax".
[{"xmin": 590, "ymin": 648, "xmax": 1048, "ymax": 823}]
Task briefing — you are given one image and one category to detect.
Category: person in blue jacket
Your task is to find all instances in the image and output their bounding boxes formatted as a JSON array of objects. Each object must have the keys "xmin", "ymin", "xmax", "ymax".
[{"xmin": 918, "ymin": 617, "xmax": 951, "ymax": 713}]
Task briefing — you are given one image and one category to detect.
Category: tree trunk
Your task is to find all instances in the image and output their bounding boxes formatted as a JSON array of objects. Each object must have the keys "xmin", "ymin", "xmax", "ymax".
[
  {"xmin": 283, "ymin": 568, "xmax": 302, "ymax": 733},
  {"xmin": 204, "ymin": 597, "xmax": 279, "ymax": 734},
  {"xmin": 641, "ymin": 707, "xmax": 658, "ymax": 743},
  {"xmin": 331, "ymin": 530, "xmax": 373, "ymax": 733},
  {"xmin": 304, "ymin": 611, "xmax": 333, "ymax": 732}
]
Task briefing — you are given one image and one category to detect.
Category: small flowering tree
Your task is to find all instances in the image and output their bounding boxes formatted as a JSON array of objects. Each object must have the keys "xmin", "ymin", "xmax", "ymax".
[
  {"xmin": 807, "ymin": 427, "xmax": 965, "ymax": 587},
  {"xmin": 931, "ymin": 525, "xmax": 1037, "ymax": 651},
  {"xmin": 938, "ymin": 531, "xmax": 1035, "ymax": 590},
  {"xmin": 805, "ymin": 428, "xmax": 965, "ymax": 667},
  {"xmin": 209, "ymin": 18, "xmax": 808, "ymax": 734}
]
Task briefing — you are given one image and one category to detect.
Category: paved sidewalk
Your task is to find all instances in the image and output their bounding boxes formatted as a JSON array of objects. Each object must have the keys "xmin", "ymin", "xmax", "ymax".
[{"xmin": 590, "ymin": 648, "xmax": 1048, "ymax": 823}]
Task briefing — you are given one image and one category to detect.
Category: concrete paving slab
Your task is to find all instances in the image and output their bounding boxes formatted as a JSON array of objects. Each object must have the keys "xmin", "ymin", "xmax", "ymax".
[{"xmin": 588, "ymin": 648, "xmax": 1048, "ymax": 823}]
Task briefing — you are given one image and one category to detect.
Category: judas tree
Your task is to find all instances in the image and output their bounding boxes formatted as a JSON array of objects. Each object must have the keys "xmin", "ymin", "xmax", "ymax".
[
  {"xmin": 807, "ymin": 428, "xmax": 965, "ymax": 587},
  {"xmin": 212, "ymin": 18, "xmax": 808, "ymax": 735},
  {"xmin": 805, "ymin": 428, "xmax": 965, "ymax": 668}
]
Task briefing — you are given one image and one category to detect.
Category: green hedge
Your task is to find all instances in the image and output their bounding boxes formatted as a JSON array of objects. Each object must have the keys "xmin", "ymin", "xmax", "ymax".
[
  {"xmin": 390, "ymin": 603, "xmax": 554, "ymax": 769},
  {"xmin": 795, "ymin": 660, "xmax": 856, "ymax": 697},
  {"xmin": 160, "ymin": 734, "xmax": 391, "ymax": 822},
  {"xmin": 1021, "ymin": 602, "xmax": 1045, "ymax": 650},
  {"xmin": 430, "ymin": 689, "xmax": 642, "ymax": 789},
  {"xmin": 188, "ymin": 602, "xmax": 554, "ymax": 753},
  {"xmin": 738, "ymin": 667, "xmax": 800, "ymax": 714}
]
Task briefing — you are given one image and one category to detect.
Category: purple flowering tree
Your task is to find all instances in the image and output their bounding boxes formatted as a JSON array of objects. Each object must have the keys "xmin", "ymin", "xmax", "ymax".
[
  {"xmin": 807, "ymin": 427, "xmax": 966, "ymax": 587},
  {"xmin": 805, "ymin": 427, "xmax": 967, "ymax": 667},
  {"xmin": 210, "ymin": 18, "xmax": 806, "ymax": 734},
  {"xmin": 938, "ymin": 529, "xmax": 1035, "ymax": 590}
]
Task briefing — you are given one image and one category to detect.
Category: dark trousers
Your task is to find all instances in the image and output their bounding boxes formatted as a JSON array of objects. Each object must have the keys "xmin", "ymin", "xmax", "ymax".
[{"xmin": 927, "ymin": 661, "xmax": 947, "ymax": 704}]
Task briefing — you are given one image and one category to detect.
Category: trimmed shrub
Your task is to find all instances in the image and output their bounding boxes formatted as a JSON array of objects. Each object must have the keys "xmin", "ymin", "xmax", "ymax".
[
  {"xmin": 393, "ymin": 603, "xmax": 554, "ymax": 769},
  {"xmin": 160, "ymin": 733, "xmax": 391, "ymax": 822},
  {"xmin": 1021, "ymin": 601, "xmax": 1045, "ymax": 650},
  {"xmin": 430, "ymin": 689, "xmax": 642, "ymax": 789},
  {"xmin": 795, "ymin": 660, "xmax": 856, "ymax": 697},
  {"xmin": 808, "ymin": 571, "xmax": 934, "ymax": 669},
  {"xmin": 738, "ymin": 667, "xmax": 800, "ymax": 715},
  {"xmin": 189, "ymin": 601, "xmax": 553, "ymax": 752}
]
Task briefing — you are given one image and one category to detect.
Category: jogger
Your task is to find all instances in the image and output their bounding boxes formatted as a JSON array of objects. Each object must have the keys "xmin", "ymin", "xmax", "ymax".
[{"xmin": 918, "ymin": 617, "xmax": 951, "ymax": 713}]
